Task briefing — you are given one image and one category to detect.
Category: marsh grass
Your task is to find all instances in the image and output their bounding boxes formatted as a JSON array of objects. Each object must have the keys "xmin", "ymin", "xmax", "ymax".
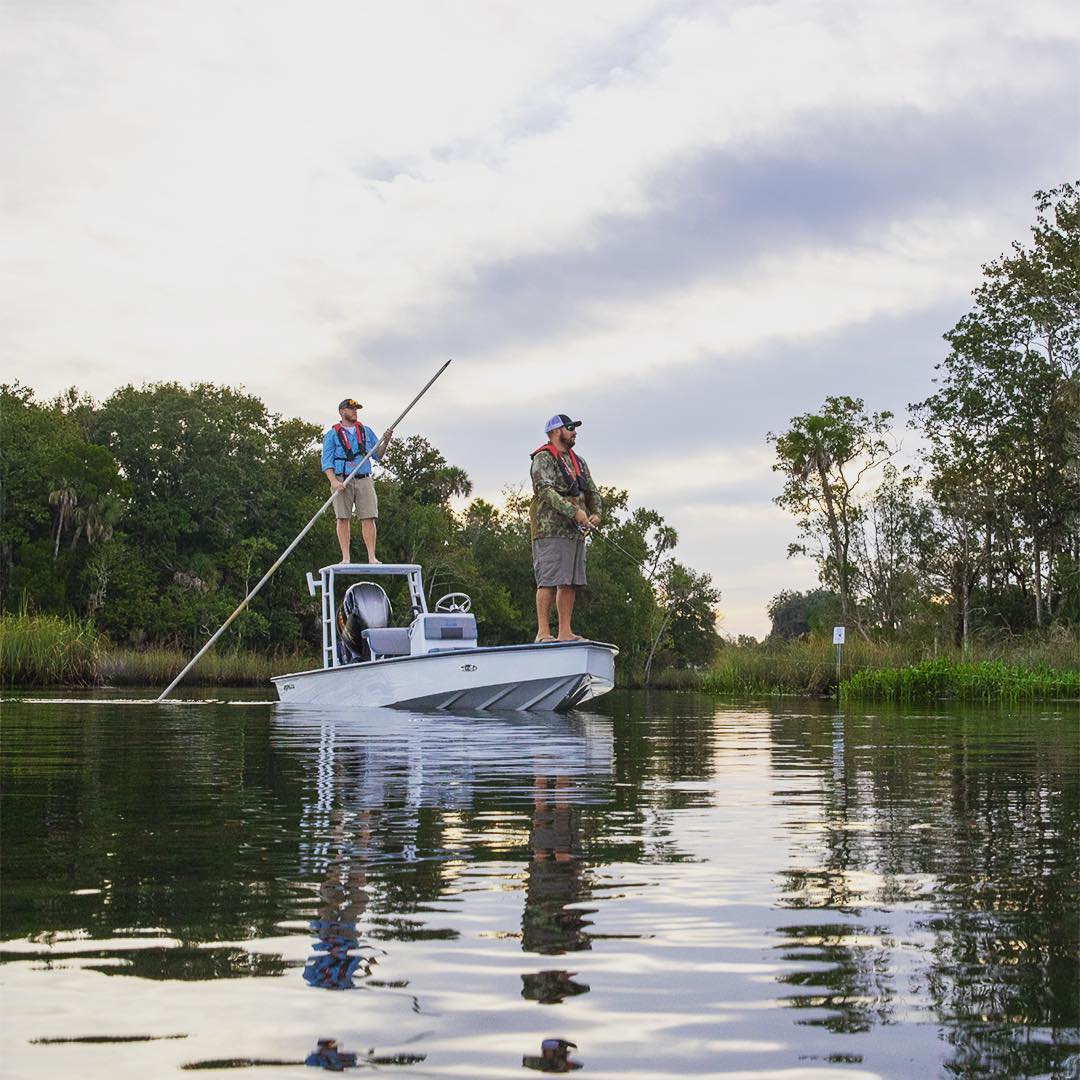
[
  {"xmin": 842, "ymin": 658, "xmax": 1080, "ymax": 702},
  {"xmin": 686, "ymin": 632, "xmax": 1080, "ymax": 700},
  {"xmin": 700, "ymin": 637, "xmax": 919, "ymax": 697},
  {"xmin": 101, "ymin": 647, "xmax": 317, "ymax": 687},
  {"xmin": 1, "ymin": 612, "xmax": 316, "ymax": 688},
  {"xmin": 0, "ymin": 611, "xmax": 105, "ymax": 687}
]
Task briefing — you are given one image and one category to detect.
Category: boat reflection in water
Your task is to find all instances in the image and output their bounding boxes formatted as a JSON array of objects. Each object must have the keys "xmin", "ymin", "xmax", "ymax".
[{"xmin": 277, "ymin": 706, "xmax": 614, "ymax": 1017}]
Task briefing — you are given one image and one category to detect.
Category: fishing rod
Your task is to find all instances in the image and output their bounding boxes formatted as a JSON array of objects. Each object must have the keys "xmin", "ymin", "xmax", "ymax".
[
  {"xmin": 157, "ymin": 359, "xmax": 453, "ymax": 702},
  {"xmin": 582, "ymin": 523, "xmax": 682, "ymax": 684},
  {"xmin": 582, "ymin": 523, "xmax": 659, "ymax": 579}
]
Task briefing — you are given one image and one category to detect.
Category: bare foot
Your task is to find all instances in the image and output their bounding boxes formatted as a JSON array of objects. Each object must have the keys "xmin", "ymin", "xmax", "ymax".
[
  {"xmin": 366, "ymin": 557, "xmax": 381, "ymax": 565},
  {"xmin": 556, "ymin": 633, "xmax": 586, "ymax": 641},
  {"xmin": 534, "ymin": 633, "xmax": 556, "ymax": 643}
]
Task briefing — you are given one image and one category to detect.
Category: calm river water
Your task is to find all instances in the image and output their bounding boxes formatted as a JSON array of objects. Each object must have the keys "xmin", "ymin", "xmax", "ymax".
[{"xmin": 1, "ymin": 690, "xmax": 1077, "ymax": 1078}]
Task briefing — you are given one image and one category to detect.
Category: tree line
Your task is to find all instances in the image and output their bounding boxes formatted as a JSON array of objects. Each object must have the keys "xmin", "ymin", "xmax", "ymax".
[
  {"xmin": 4, "ymin": 182, "xmax": 1074, "ymax": 663},
  {"xmin": 0, "ymin": 381, "xmax": 720, "ymax": 675},
  {"xmin": 767, "ymin": 182, "xmax": 1080, "ymax": 645}
]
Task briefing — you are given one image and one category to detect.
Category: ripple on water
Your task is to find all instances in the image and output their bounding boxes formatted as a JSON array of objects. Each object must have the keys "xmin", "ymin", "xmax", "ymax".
[{"xmin": 1, "ymin": 693, "xmax": 1077, "ymax": 1077}]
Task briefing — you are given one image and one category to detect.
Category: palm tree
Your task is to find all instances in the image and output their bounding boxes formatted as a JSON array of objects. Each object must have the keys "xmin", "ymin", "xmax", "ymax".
[
  {"xmin": 70, "ymin": 493, "xmax": 124, "ymax": 550},
  {"xmin": 48, "ymin": 480, "xmax": 78, "ymax": 559}
]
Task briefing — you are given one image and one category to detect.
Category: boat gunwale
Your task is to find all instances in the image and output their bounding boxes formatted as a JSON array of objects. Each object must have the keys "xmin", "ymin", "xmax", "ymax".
[{"xmin": 272, "ymin": 639, "xmax": 618, "ymax": 683}]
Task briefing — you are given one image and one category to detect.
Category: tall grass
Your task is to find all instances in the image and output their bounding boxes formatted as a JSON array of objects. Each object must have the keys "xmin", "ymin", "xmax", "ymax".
[
  {"xmin": 1, "ymin": 612, "xmax": 316, "ymax": 688},
  {"xmin": 700, "ymin": 637, "xmax": 918, "ymax": 696},
  {"xmin": 100, "ymin": 647, "xmax": 316, "ymax": 687},
  {"xmin": 842, "ymin": 658, "xmax": 1080, "ymax": 703},
  {"xmin": 0, "ymin": 611, "xmax": 105, "ymax": 687},
  {"xmin": 697, "ymin": 632, "xmax": 1080, "ymax": 700}
]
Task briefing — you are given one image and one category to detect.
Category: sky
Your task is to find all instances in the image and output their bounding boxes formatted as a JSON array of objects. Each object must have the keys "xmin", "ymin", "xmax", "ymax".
[{"xmin": 4, "ymin": 0, "xmax": 1079, "ymax": 636}]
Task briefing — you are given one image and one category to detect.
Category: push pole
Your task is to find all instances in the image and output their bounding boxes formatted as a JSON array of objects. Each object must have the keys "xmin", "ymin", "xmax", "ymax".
[{"xmin": 156, "ymin": 359, "xmax": 453, "ymax": 701}]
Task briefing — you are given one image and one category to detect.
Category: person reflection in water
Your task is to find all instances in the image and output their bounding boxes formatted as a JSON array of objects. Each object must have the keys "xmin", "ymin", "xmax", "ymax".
[
  {"xmin": 304, "ymin": 811, "xmax": 376, "ymax": 991},
  {"xmin": 522, "ymin": 1037, "xmax": 583, "ymax": 1072},
  {"xmin": 521, "ymin": 773, "xmax": 594, "ymax": 961},
  {"xmin": 306, "ymin": 1037, "xmax": 359, "ymax": 1070},
  {"xmin": 521, "ymin": 969, "xmax": 590, "ymax": 1004},
  {"xmin": 303, "ymin": 1037, "xmax": 426, "ymax": 1071}
]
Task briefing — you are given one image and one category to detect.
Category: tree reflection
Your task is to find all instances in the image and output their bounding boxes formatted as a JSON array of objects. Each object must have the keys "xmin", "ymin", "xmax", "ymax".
[{"xmin": 770, "ymin": 703, "xmax": 1080, "ymax": 1074}]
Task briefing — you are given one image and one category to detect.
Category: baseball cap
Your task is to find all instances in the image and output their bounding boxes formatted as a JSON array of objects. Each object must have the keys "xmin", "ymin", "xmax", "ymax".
[
  {"xmin": 545, "ymin": 413, "xmax": 582, "ymax": 433},
  {"xmin": 338, "ymin": 398, "xmax": 362, "ymax": 410},
  {"xmin": 541, "ymin": 1038, "xmax": 577, "ymax": 1053}
]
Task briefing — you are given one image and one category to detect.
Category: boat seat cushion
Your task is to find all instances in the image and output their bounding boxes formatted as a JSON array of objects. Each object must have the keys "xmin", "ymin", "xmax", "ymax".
[{"xmin": 362, "ymin": 628, "xmax": 412, "ymax": 657}]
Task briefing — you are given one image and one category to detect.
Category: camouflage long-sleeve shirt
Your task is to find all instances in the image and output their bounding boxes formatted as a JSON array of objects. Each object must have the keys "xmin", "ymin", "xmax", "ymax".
[{"xmin": 529, "ymin": 449, "xmax": 602, "ymax": 540}]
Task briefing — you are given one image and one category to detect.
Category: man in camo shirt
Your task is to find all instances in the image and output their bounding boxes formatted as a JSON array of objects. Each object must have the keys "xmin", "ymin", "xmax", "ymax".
[{"xmin": 529, "ymin": 413, "xmax": 602, "ymax": 642}]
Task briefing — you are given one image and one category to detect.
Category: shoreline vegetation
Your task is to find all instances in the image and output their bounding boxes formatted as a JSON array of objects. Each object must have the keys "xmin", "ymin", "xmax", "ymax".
[
  {"xmin": 699, "ymin": 634, "xmax": 1080, "ymax": 702},
  {"xmin": 0, "ymin": 612, "xmax": 314, "ymax": 689},
  {"xmin": 4, "ymin": 612, "xmax": 1077, "ymax": 702}
]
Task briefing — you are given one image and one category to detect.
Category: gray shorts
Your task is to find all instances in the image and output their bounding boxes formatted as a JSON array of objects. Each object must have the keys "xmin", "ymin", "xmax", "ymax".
[
  {"xmin": 532, "ymin": 537, "xmax": 587, "ymax": 587},
  {"xmin": 332, "ymin": 474, "xmax": 378, "ymax": 520}
]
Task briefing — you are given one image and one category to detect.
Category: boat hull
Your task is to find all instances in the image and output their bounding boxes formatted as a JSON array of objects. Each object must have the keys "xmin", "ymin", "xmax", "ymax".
[{"xmin": 272, "ymin": 640, "xmax": 617, "ymax": 712}]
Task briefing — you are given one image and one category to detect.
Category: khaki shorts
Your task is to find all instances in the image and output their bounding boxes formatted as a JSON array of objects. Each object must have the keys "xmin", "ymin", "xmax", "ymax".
[
  {"xmin": 532, "ymin": 536, "xmax": 587, "ymax": 587},
  {"xmin": 332, "ymin": 474, "xmax": 378, "ymax": 520}
]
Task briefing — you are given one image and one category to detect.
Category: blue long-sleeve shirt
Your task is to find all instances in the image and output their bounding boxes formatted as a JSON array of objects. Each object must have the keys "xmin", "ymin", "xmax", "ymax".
[{"xmin": 322, "ymin": 423, "xmax": 382, "ymax": 477}]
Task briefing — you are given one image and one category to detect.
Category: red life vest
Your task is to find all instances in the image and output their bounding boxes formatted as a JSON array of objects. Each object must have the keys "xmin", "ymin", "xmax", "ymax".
[
  {"xmin": 530, "ymin": 442, "xmax": 582, "ymax": 472},
  {"xmin": 530, "ymin": 443, "xmax": 585, "ymax": 495},
  {"xmin": 333, "ymin": 421, "xmax": 366, "ymax": 463}
]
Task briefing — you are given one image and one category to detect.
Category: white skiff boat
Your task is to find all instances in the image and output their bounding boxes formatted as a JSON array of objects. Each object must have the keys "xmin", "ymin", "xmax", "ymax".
[{"xmin": 272, "ymin": 563, "xmax": 617, "ymax": 711}]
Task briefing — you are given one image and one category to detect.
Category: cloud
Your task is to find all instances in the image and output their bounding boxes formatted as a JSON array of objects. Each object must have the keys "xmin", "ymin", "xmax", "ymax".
[
  {"xmin": 2, "ymin": 0, "xmax": 1078, "ymax": 634},
  {"xmin": 356, "ymin": 90, "xmax": 1078, "ymax": 372},
  {"xmin": 6, "ymin": 0, "xmax": 1077, "ymax": 401}
]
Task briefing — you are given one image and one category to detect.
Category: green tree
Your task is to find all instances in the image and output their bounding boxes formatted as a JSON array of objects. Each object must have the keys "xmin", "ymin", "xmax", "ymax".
[
  {"xmin": 766, "ymin": 588, "xmax": 840, "ymax": 640},
  {"xmin": 92, "ymin": 382, "xmax": 277, "ymax": 560},
  {"xmin": 48, "ymin": 478, "xmax": 78, "ymax": 558},
  {"xmin": 0, "ymin": 385, "xmax": 53, "ymax": 579},
  {"xmin": 850, "ymin": 467, "xmax": 931, "ymax": 635},
  {"xmin": 1, "ymin": 383, "xmax": 128, "ymax": 614},
  {"xmin": 3, "ymin": 379, "xmax": 724, "ymax": 670},
  {"xmin": 88, "ymin": 382, "xmax": 327, "ymax": 649},
  {"xmin": 768, "ymin": 396, "xmax": 895, "ymax": 622},
  {"xmin": 379, "ymin": 434, "xmax": 472, "ymax": 504},
  {"xmin": 912, "ymin": 181, "xmax": 1080, "ymax": 628},
  {"xmin": 643, "ymin": 561, "xmax": 721, "ymax": 683}
]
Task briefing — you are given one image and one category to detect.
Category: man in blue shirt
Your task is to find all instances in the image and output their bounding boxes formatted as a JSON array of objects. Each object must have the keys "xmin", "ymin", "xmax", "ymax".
[{"xmin": 321, "ymin": 397, "xmax": 393, "ymax": 564}]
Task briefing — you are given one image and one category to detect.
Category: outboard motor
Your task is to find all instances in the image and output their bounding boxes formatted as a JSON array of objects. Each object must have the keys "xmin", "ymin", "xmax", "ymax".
[{"xmin": 337, "ymin": 581, "xmax": 392, "ymax": 663}]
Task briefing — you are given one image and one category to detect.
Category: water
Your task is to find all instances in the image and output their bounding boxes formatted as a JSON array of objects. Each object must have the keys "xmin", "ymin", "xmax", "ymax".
[{"xmin": 1, "ymin": 690, "xmax": 1077, "ymax": 1078}]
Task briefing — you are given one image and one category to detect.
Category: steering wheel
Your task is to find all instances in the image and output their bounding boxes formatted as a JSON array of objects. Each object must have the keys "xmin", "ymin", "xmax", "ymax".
[{"xmin": 434, "ymin": 592, "xmax": 472, "ymax": 614}]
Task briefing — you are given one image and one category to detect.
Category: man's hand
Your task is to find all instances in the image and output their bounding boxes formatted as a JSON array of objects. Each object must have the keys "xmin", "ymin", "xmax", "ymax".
[
  {"xmin": 573, "ymin": 509, "xmax": 591, "ymax": 528},
  {"xmin": 330, "ymin": 476, "xmax": 345, "ymax": 493},
  {"xmin": 374, "ymin": 428, "xmax": 394, "ymax": 457},
  {"xmin": 588, "ymin": 514, "xmax": 601, "ymax": 528}
]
